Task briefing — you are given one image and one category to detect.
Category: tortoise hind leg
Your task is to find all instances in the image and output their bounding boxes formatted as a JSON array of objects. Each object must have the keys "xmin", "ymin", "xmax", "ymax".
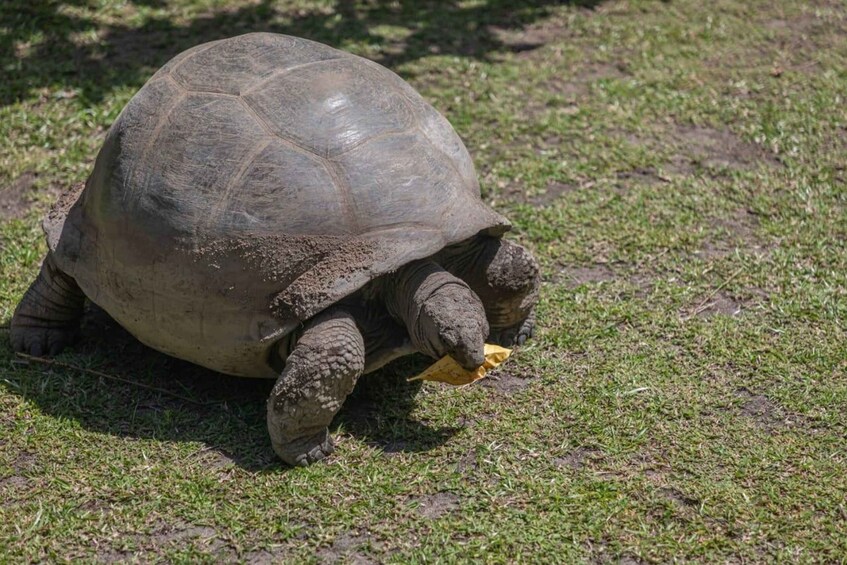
[
  {"xmin": 436, "ymin": 236, "xmax": 540, "ymax": 347},
  {"xmin": 267, "ymin": 308, "xmax": 365, "ymax": 466},
  {"xmin": 11, "ymin": 252, "xmax": 85, "ymax": 356}
]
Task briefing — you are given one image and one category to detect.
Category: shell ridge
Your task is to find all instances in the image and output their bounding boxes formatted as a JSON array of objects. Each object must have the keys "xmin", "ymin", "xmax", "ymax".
[
  {"xmin": 329, "ymin": 127, "xmax": 414, "ymax": 159},
  {"xmin": 393, "ymin": 88, "xmax": 473, "ymax": 192},
  {"xmin": 163, "ymin": 73, "xmax": 187, "ymax": 93},
  {"xmin": 237, "ymin": 96, "xmax": 323, "ymax": 159},
  {"xmin": 123, "ymin": 90, "xmax": 187, "ymax": 205},
  {"xmin": 320, "ymin": 158, "xmax": 360, "ymax": 234},
  {"xmin": 357, "ymin": 222, "xmax": 441, "ymax": 237},
  {"xmin": 413, "ymin": 121, "xmax": 477, "ymax": 200},
  {"xmin": 168, "ymin": 41, "xmax": 223, "ymax": 90},
  {"xmin": 206, "ymin": 137, "xmax": 274, "ymax": 228},
  {"xmin": 238, "ymin": 56, "xmax": 345, "ymax": 98}
]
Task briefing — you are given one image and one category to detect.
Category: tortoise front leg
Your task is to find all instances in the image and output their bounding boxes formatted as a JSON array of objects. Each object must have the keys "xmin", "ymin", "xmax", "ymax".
[
  {"xmin": 11, "ymin": 252, "xmax": 85, "ymax": 356},
  {"xmin": 267, "ymin": 308, "xmax": 365, "ymax": 466}
]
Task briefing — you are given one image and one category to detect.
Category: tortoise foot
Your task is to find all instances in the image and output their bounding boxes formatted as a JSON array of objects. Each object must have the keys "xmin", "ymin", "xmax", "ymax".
[
  {"xmin": 11, "ymin": 253, "xmax": 85, "ymax": 357},
  {"xmin": 272, "ymin": 429, "xmax": 335, "ymax": 467},
  {"xmin": 11, "ymin": 323, "xmax": 79, "ymax": 357}
]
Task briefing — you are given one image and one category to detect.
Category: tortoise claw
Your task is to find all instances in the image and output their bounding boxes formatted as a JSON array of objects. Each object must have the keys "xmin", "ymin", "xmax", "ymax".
[
  {"xmin": 273, "ymin": 429, "xmax": 335, "ymax": 467},
  {"xmin": 488, "ymin": 310, "xmax": 536, "ymax": 348}
]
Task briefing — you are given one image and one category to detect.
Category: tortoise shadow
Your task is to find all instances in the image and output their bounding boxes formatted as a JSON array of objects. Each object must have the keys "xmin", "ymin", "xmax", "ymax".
[
  {"xmin": 1, "ymin": 304, "xmax": 457, "ymax": 472},
  {"xmin": 1, "ymin": 0, "xmax": 604, "ymax": 106}
]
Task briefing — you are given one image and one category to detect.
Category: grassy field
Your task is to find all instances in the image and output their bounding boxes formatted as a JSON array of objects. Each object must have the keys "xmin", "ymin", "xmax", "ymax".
[{"xmin": 2, "ymin": 0, "xmax": 846, "ymax": 562}]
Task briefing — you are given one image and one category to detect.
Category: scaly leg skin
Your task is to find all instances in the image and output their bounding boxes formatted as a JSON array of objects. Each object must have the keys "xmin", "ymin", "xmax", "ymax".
[
  {"xmin": 267, "ymin": 308, "xmax": 365, "ymax": 467},
  {"xmin": 11, "ymin": 252, "xmax": 85, "ymax": 356},
  {"xmin": 383, "ymin": 259, "xmax": 488, "ymax": 370},
  {"xmin": 436, "ymin": 236, "xmax": 540, "ymax": 347}
]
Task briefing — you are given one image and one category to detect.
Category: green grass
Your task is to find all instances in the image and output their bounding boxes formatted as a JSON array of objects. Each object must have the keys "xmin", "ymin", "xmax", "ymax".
[{"xmin": 2, "ymin": 0, "xmax": 846, "ymax": 562}]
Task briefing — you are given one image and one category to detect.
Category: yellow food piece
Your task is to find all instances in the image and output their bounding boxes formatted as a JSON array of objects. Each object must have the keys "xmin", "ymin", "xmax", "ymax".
[{"xmin": 408, "ymin": 344, "xmax": 513, "ymax": 386}]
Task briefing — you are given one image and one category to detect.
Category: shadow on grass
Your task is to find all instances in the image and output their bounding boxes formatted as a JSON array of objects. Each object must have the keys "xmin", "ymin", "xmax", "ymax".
[
  {"xmin": 1, "ymin": 0, "xmax": 603, "ymax": 106},
  {"xmin": 2, "ymin": 305, "xmax": 456, "ymax": 472}
]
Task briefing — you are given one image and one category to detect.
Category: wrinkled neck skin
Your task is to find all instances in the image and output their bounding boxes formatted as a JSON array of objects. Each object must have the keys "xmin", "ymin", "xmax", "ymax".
[{"xmin": 432, "ymin": 235, "xmax": 490, "ymax": 279}]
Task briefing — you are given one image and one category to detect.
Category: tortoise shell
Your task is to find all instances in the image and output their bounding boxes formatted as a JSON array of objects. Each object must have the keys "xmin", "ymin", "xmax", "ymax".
[{"xmin": 47, "ymin": 33, "xmax": 510, "ymax": 377}]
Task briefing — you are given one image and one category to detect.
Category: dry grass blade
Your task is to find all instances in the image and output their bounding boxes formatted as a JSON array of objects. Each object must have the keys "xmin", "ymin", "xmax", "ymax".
[{"xmin": 685, "ymin": 266, "xmax": 746, "ymax": 320}]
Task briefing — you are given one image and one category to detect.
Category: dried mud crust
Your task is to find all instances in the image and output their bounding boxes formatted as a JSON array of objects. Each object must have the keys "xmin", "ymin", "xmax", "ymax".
[
  {"xmin": 191, "ymin": 234, "xmax": 380, "ymax": 321},
  {"xmin": 267, "ymin": 309, "xmax": 365, "ymax": 466},
  {"xmin": 46, "ymin": 181, "xmax": 85, "ymax": 221}
]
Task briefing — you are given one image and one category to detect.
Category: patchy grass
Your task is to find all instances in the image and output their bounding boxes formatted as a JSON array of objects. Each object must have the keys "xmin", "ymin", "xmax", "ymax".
[{"xmin": 2, "ymin": 0, "xmax": 847, "ymax": 562}]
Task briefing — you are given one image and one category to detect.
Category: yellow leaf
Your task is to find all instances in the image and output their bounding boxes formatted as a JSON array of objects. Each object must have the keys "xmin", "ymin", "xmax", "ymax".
[{"xmin": 408, "ymin": 344, "xmax": 513, "ymax": 386}]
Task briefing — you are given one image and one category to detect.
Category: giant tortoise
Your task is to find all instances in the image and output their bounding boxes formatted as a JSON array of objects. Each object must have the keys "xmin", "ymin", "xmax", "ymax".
[{"xmin": 11, "ymin": 33, "xmax": 540, "ymax": 466}]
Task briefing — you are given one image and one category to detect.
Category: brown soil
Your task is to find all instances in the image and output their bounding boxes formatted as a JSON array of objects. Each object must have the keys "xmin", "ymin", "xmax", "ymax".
[
  {"xmin": 669, "ymin": 125, "xmax": 780, "ymax": 174},
  {"xmin": 587, "ymin": 538, "xmax": 646, "ymax": 565},
  {"xmin": 697, "ymin": 208, "xmax": 773, "ymax": 261},
  {"xmin": 193, "ymin": 448, "xmax": 237, "ymax": 470},
  {"xmin": 716, "ymin": 208, "xmax": 761, "ymax": 241},
  {"xmin": 454, "ymin": 448, "xmax": 479, "ymax": 472},
  {"xmin": 628, "ymin": 273, "xmax": 656, "ymax": 299},
  {"xmin": 99, "ymin": 519, "xmax": 235, "ymax": 562},
  {"xmin": 695, "ymin": 291, "xmax": 743, "ymax": 318},
  {"xmin": 558, "ymin": 264, "xmax": 616, "ymax": 288},
  {"xmin": 524, "ymin": 180, "xmax": 578, "ymax": 206},
  {"xmin": 486, "ymin": 8, "xmax": 589, "ymax": 58},
  {"xmin": 554, "ymin": 446, "xmax": 601, "ymax": 470},
  {"xmin": 317, "ymin": 532, "xmax": 378, "ymax": 564},
  {"xmin": 616, "ymin": 167, "xmax": 668, "ymax": 188},
  {"xmin": 413, "ymin": 492, "xmax": 460, "ymax": 519},
  {"xmin": 618, "ymin": 557, "xmax": 647, "ymax": 565},
  {"xmin": 0, "ymin": 171, "xmax": 38, "ymax": 220},
  {"xmin": 480, "ymin": 369, "xmax": 533, "ymax": 393},
  {"xmin": 659, "ymin": 487, "xmax": 699, "ymax": 508},
  {"xmin": 544, "ymin": 62, "xmax": 630, "ymax": 100},
  {"xmin": 1, "ymin": 475, "xmax": 29, "ymax": 487},
  {"xmin": 240, "ymin": 547, "xmax": 293, "ymax": 564},
  {"xmin": 12, "ymin": 451, "xmax": 37, "ymax": 472},
  {"xmin": 736, "ymin": 387, "xmax": 786, "ymax": 432}
]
